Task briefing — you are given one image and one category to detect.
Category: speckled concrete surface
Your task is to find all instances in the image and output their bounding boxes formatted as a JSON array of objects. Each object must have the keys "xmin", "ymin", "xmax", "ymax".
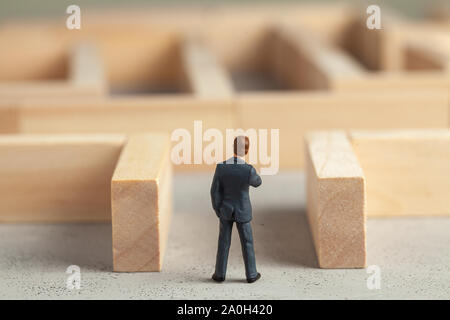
[{"xmin": 0, "ymin": 171, "xmax": 449, "ymax": 299}]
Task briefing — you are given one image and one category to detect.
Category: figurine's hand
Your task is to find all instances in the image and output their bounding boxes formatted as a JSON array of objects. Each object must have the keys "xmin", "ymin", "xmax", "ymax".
[{"xmin": 249, "ymin": 167, "xmax": 262, "ymax": 187}]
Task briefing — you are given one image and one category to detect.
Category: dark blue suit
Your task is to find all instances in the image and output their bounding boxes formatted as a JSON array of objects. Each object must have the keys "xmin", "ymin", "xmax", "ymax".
[{"xmin": 210, "ymin": 157, "xmax": 262, "ymax": 279}]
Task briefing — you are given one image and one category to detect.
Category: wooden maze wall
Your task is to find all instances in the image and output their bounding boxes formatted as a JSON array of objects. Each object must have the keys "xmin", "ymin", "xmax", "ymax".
[
  {"xmin": 1, "ymin": 3, "xmax": 450, "ymax": 170},
  {"xmin": 1, "ymin": 3, "xmax": 450, "ymax": 270}
]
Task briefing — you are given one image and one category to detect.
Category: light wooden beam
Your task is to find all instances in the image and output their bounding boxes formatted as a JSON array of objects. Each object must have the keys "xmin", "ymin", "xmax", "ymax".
[
  {"xmin": 404, "ymin": 25, "xmax": 450, "ymax": 71},
  {"xmin": 0, "ymin": 101, "xmax": 19, "ymax": 133},
  {"xmin": 272, "ymin": 22, "xmax": 450, "ymax": 91},
  {"xmin": 239, "ymin": 90, "xmax": 448, "ymax": 168},
  {"xmin": 272, "ymin": 25, "xmax": 365, "ymax": 90},
  {"xmin": 342, "ymin": 14, "xmax": 405, "ymax": 71},
  {"xmin": 350, "ymin": 129, "xmax": 450, "ymax": 217},
  {"xmin": 68, "ymin": 42, "xmax": 107, "ymax": 95},
  {"xmin": 305, "ymin": 131, "xmax": 366, "ymax": 268},
  {"xmin": 0, "ymin": 134, "xmax": 125, "ymax": 222},
  {"xmin": 9, "ymin": 96, "xmax": 234, "ymax": 172},
  {"xmin": 180, "ymin": 38, "xmax": 234, "ymax": 99},
  {"xmin": 0, "ymin": 82, "xmax": 104, "ymax": 99},
  {"xmin": 112, "ymin": 134, "xmax": 172, "ymax": 272},
  {"xmin": 0, "ymin": 43, "xmax": 107, "ymax": 99},
  {"xmin": 305, "ymin": 129, "xmax": 450, "ymax": 267}
]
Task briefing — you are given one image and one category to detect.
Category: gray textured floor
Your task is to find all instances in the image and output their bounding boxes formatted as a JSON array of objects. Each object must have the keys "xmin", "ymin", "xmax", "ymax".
[{"xmin": 0, "ymin": 171, "xmax": 449, "ymax": 299}]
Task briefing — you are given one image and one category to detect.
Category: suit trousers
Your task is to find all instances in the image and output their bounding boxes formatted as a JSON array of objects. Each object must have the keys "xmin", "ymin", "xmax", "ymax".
[{"xmin": 214, "ymin": 218, "xmax": 258, "ymax": 279}]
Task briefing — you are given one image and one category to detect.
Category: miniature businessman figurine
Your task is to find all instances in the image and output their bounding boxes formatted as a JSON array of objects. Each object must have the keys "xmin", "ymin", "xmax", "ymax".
[{"xmin": 210, "ymin": 136, "xmax": 262, "ymax": 283}]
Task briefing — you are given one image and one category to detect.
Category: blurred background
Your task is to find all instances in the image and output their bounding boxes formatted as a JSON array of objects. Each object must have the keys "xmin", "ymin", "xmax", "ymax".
[{"xmin": 0, "ymin": 0, "xmax": 447, "ymax": 20}]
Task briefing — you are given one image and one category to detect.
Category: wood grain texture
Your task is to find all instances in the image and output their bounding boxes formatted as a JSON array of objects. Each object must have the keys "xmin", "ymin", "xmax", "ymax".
[
  {"xmin": 305, "ymin": 131, "xmax": 366, "ymax": 268},
  {"xmin": 350, "ymin": 130, "xmax": 450, "ymax": 217},
  {"xmin": 0, "ymin": 134, "xmax": 125, "ymax": 222},
  {"xmin": 112, "ymin": 134, "xmax": 172, "ymax": 272}
]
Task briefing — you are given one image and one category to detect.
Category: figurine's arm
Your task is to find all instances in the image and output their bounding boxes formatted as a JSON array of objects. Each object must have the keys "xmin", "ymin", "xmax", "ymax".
[
  {"xmin": 249, "ymin": 166, "xmax": 262, "ymax": 188},
  {"xmin": 210, "ymin": 165, "xmax": 222, "ymax": 217}
]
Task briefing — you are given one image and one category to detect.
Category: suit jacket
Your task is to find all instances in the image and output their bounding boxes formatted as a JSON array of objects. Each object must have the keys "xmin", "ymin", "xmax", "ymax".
[{"xmin": 210, "ymin": 157, "xmax": 262, "ymax": 223}]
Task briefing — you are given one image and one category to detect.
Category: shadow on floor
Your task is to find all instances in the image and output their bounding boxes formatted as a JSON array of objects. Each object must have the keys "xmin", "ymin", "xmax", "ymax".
[
  {"xmin": 254, "ymin": 208, "xmax": 317, "ymax": 268},
  {"xmin": 19, "ymin": 224, "xmax": 113, "ymax": 272}
]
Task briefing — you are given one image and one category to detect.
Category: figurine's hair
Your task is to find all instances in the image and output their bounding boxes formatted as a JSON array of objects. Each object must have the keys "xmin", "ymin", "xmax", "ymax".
[{"xmin": 234, "ymin": 136, "xmax": 249, "ymax": 157}]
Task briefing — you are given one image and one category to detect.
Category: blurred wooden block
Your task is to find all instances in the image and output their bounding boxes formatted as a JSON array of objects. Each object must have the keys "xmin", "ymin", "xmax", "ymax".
[
  {"xmin": 405, "ymin": 41, "xmax": 450, "ymax": 71},
  {"xmin": 181, "ymin": 38, "xmax": 234, "ymax": 99},
  {"xmin": 404, "ymin": 25, "xmax": 450, "ymax": 71},
  {"xmin": 112, "ymin": 134, "xmax": 172, "ymax": 272},
  {"xmin": 271, "ymin": 23, "xmax": 450, "ymax": 91},
  {"xmin": 68, "ymin": 42, "xmax": 107, "ymax": 95},
  {"xmin": 0, "ymin": 22, "xmax": 180, "ymax": 93},
  {"xmin": 272, "ymin": 24, "xmax": 365, "ymax": 90},
  {"xmin": 342, "ymin": 13, "xmax": 405, "ymax": 71},
  {"xmin": 11, "ymin": 96, "xmax": 234, "ymax": 172},
  {"xmin": 239, "ymin": 90, "xmax": 448, "ymax": 168},
  {"xmin": 0, "ymin": 43, "xmax": 107, "ymax": 99},
  {"xmin": 305, "ymin": 131, "xmax": 366, "ymax": 268},
  {"xmin": 1, "ymin": 5, "xmax": 449, "ymax": 172},
  {"xmin": 0, "ymin": 101, "xmax": 19, "ymax": 133},
  {"xmin": 0, "ymin": 134, "xmax": 125, "ymax": 222},
  {"xmin": 0, "ymin": 82, "xmax": 101, "ymax": 99},
  {"xmin": 17, "ymin": 97, "xmax": 234, "ymax": 133},
  {"xmin": 350, "ymin": 130, "xmax": 450, "ymax": 217}
]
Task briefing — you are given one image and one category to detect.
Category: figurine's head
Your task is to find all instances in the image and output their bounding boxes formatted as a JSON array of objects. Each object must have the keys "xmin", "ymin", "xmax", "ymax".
[{"xmin": 234, "ymin": 136, "xmax": 249, "ymax": 157}]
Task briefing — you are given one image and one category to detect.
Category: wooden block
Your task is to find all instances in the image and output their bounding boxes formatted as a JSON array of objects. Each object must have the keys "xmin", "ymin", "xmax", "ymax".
[
  {"xmin": 0, "ymin": 24, "xmax": 68, "ymax": 81},
  {"xmin": 404, "ymin": 25, "xmax": 450, "ymax": 71},
  {"xmin": 180, "ymin": 38, "xmax": 234, "ymax": 99},
  {"xmin": 332, "ymin": 72, "xmax": 450, "ymax": 91},
  {"xmin": 305, "ymin": 131, "xmax": 366, "ymax": 268},
  {"xmin": 0, "ymin": 21, "xmax": 181, "ymax": 95},
  {"xmin": 0, "ymin": 101, "xmax": 19, "ymax": 133},
  {"xmin": 18, "ymin": 96, "xmax": 234, "ymax": 135},
  {"xmin": 14, "ymin": 96, "xmax": 235, "ymax": 172},
  {"xmin": 112, "ymin": 134, "xmax": 172, "ymax": 272},
  {"xmin": 350, "ymin": 130, "xmax": 450, "ymax": 217},
  {"xmin": 68, "ymin": 42, "xmax": 107, "ymax": 95},
  {"xmin": 271, "ymin": 25, "xmax": 365, "ymax": 90},
  {"xmin": 0, "ymin": 134, "xmax": 125, "ymax": 222},
  {"xmin": 0, "ymin": 43, "xmax": 106, "ymax": 99},
  {"xmin": 270, "ymin": 23, "xmax": 450, "ymax": 91},
  {"xmin": 0, "ymin": 82, "xmax": 105, "ymax": 99},
  {"xmin": 405, "ymin": 42, "xmax": 449, "ymax": 71},
  {"xmin": 342, "ymin": 13, "xmax": 405, "ymax": 71},
  {"xmin": 238, "ymin": 90, "xmax": 448, "ymax": 168}
]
